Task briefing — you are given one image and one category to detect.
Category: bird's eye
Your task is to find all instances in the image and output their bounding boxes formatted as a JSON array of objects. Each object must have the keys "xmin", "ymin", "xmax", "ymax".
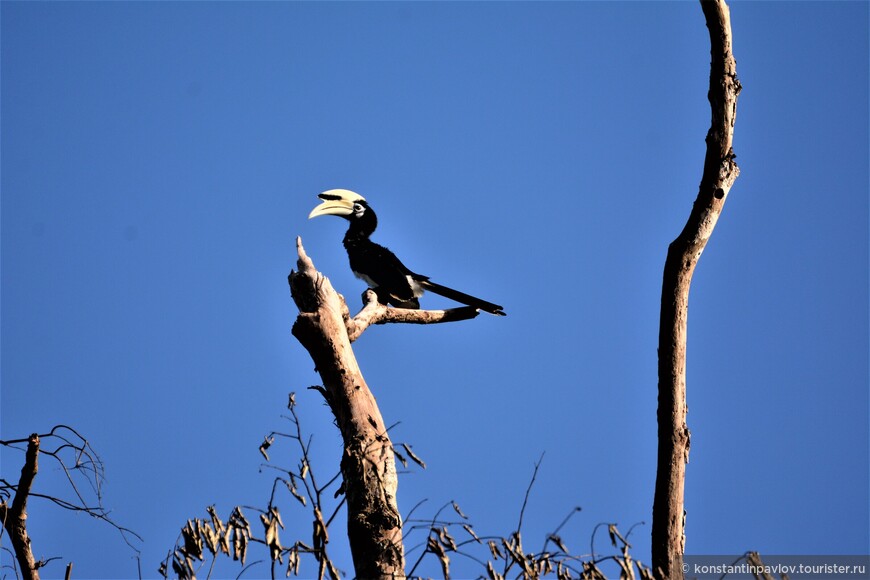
[{"xmin": 353, "ymin": 203, "xmax": 364, "ymax": 213}]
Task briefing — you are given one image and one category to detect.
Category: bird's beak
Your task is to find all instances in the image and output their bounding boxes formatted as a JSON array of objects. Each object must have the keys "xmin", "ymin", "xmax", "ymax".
[
  {"xmin": 308, "ymin": 189, "xmax": 366, "ymax": 219},
  {"xmin": 308, "ymin": 198, "xmax": 354, "ymax": 219}
]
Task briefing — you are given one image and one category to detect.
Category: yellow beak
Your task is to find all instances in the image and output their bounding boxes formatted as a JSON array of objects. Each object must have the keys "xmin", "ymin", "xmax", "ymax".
[{"xmin": 308, "ymin": 189, "xmax": 366, "ymax": 219}]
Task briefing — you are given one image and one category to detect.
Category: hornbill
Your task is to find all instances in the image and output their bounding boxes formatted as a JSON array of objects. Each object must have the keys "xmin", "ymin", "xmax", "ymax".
[{"xmin": 308, "ymin": 189, "xmax": 506, "ymax": 316}]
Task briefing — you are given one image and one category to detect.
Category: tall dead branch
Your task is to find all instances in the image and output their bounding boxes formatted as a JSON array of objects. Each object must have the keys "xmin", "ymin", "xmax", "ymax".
[{"xmin": 652, "ymin": 1, "xmax": 741, "ymax": 578}]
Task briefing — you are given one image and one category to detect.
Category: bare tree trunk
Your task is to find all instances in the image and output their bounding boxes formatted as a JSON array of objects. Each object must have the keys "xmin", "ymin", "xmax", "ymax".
[
  {"xmin": 288, "ymin": 239, "xmax": 405, "ymax": 579},
  {"xmin": 651, "ymin": 2, "xmax": 741, "ymax": 578},
  {"xmin": 0, "ymin": 434, "xmax": 41, "ymax": 580}
]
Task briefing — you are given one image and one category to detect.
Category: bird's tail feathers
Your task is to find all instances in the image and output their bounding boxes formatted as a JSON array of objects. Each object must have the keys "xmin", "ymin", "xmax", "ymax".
[{"xmin": 418, "ymin": 279, "xmax": 506, "ymax": 316}]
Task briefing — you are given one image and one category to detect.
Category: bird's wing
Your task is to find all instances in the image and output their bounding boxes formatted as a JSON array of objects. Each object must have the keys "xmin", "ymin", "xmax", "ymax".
[{"xmin": 349, "ymin": 242, "xmax": 420, "ymax": 301}]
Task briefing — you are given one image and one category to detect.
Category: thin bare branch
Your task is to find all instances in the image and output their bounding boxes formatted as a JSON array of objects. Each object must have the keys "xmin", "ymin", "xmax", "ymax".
[
  {"xmin": 516, "ymin": 453, "xmax": 545, "ymax": 536},
  {"xmin": 541, "ymin": 506, "xmax": 582, "ymax": 554}
]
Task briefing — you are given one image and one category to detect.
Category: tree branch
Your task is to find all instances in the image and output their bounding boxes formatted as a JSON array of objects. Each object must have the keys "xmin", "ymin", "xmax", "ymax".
[
  {"xmin": 2, "ymin": 433, "xmax": 41, "ymax": 580},
  {"xmin": 348, "ymin": 289, "xmax": 480, "ymax": 342},
  {"xmin": 652, "ymin": 2, "xmax": 741, "ymax": 579}
]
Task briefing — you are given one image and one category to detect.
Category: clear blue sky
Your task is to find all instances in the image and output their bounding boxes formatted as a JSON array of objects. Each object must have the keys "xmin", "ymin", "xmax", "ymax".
[{"xmin": 2, "ymin": 1, "xmax": 867, "ymax": 578}]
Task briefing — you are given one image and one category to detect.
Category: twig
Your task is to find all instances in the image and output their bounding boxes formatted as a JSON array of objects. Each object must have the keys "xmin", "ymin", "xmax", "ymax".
[
  {"xmin": 590, "ymin": 522, "xmax": 614, "ymax": 560},
  {"xmin": 516, "ymin": 452, "xmax": 545, "ymax": 536},
  {"xmin": 235, "ymin": 559, "xmax": 265, "ymax": 579},
  {"xmin": 405, "ymin": 501, "xmax": 455, "ymax": 578},
  {"xmin": 541, "ymin": 505, "xmax": 582, "ymax": 554}
]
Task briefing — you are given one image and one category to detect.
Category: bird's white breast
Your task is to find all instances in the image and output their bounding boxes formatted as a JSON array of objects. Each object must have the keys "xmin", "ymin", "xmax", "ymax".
[{"xmin": 354, "ymin": 271, "xmax": 379, "ymax": 288}]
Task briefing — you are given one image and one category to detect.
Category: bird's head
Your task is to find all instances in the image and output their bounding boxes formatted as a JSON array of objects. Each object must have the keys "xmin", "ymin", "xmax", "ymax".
[{"xmin": 308, "ymin": 189, "xmax": 369, "ymax": 221}]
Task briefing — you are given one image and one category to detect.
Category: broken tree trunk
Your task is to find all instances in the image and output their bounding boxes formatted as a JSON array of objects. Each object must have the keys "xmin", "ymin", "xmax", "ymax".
[
  {"xmin": 651, "ymin": 1, "xmax": 741, "ymax": 578},
  {"xmin": 289, "ymin": 239, "xmax": 405, "ymax": 579},
  {"xmin": 287, "ymin": 236, "xmax": 484, "ymax": 577}
]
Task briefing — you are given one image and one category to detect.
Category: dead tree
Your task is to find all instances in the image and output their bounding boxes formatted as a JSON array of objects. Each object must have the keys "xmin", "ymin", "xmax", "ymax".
[
  {"xmin": 288, "ymin": 237, "xmax": 480, "ymax": 579},
  {"xmin": 651, "ymin": 1, "xmax": 741, "ymax": 578},
  {"xmin": 1, "ymin": 426, "xmax": 140, "ymax": 580}
]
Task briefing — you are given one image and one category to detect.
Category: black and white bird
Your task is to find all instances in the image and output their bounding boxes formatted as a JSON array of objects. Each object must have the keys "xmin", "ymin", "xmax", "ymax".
[{"xmin": 309, "ymin": 189, "xmax": 505, "ymax": 316}]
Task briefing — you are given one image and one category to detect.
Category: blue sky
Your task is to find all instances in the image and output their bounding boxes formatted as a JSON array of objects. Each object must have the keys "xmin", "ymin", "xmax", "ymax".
[{"xmin": 2, "ymin": 1, "xmax": 867, "ymax": 578}]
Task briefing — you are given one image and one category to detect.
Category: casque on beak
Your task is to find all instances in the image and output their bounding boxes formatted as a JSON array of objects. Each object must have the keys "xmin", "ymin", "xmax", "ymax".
[{"xmin": 308, "ymin": 189, "xmax": 366, "ymax": 219}]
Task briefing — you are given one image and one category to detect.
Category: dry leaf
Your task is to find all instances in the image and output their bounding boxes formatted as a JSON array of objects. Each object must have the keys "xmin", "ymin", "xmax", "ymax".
[
  {"xmin": 401, "ymin": 443, "xmax": 426, "ymax": 469},
  {"xmin": 462, "ymin": 524, "xmax": 480, "ymax": 543},
  {"xmin": 259, "ymin": 436, "xmax": 274, "ymax": 461},
  {"xmin": 428, "ymin": 536, "xmax": 450, "ymax": 579}
]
